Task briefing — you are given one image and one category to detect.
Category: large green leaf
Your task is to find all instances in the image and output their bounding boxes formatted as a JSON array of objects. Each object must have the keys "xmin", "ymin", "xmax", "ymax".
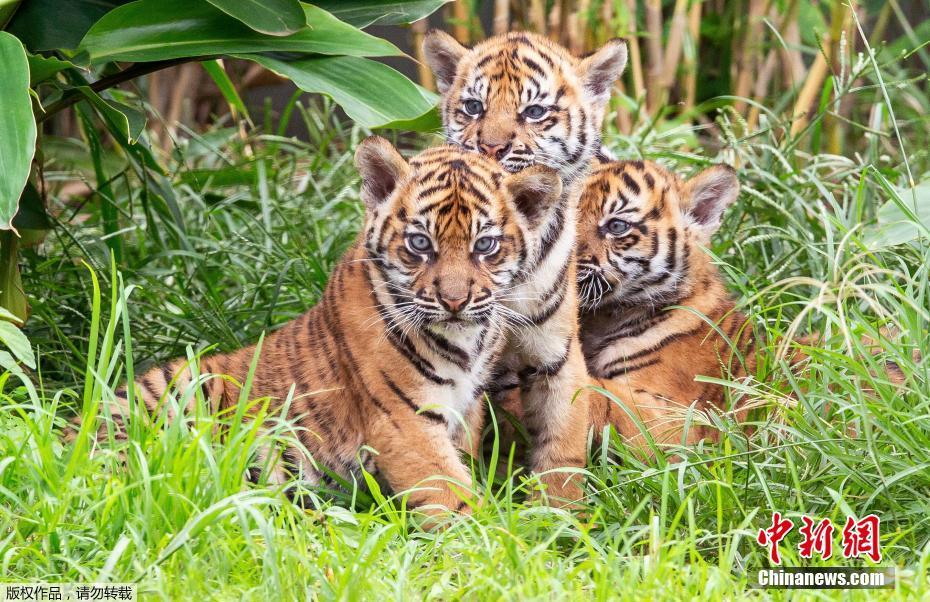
[
  {"xmin": 863, "ymin": 182, "xmax": 930, "ymax": 250},
  {"xmin": 12, "ymin": 182, "xmax": 50, "ymax": 231},
  {"xmin": 204, "ymin": 0, "xmax": 305, "ymax": 35},
  {"xmin": 80, "ymin": 0, "xmax": 401, "ymax": 64},
  {"xmin": 0, "ymin": 307, "xmax": 35, "ymax": 369},
  {"xmin": 312, "ymin": 0, "xmax": 450, "ymax": 28},
  {"xmin": 27, "ymin": 53, "xmax": 76, "ymax": 85},
  {"xmin": 0, "ymin": 32, "xmax": 36, "ymax": 231},
  {"xmin": 238, "ymin": 53, "xmax": 439, "ymax": 130},
  {"xmin": 4, "ymin": 0, "xmax": 129, "ymax": 52},
  {"xmin": 77, "ymin": 87, "xmax": 147, "ymax": 144}
]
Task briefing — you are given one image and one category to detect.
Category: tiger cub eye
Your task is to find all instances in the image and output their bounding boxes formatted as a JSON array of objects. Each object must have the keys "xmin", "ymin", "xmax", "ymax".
[
  {"xmin": 606, "ymin": 218, "xmax": 631, "ymax": 235},
  {"xmin": 463, "ymin": 99, "xmax": 484, "ymax": 116},
  {"xmin": 474, "ymin": 236, "xmax": 499, "ymax": 254},
  {"xmin": 522, "ymin": 105, "xmax": 548, "ymax": 120},
  {"xmin": 407, "ymin": 233, "xmax": 433, "ymax": 252}
]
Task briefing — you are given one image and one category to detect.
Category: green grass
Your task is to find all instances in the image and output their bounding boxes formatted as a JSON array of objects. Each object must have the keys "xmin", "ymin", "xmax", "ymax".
[{"xmin": 3, "ymin": 45, "xmax": 930, "ymax": 599}]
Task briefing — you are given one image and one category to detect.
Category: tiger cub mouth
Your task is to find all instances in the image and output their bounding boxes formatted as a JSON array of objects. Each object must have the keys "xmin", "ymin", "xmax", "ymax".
[{"xmin": 577, "ymin": 265, "xmax": 615, "ymax": 309}]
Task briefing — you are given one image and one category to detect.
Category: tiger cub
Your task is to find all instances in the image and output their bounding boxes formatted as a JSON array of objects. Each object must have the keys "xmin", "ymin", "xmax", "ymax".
[
  {"xmin": 578, "ymin": 161, "xmax": 916, "ymax": 447},
  {"xmin": 423, "ymin": 31, "xmax": 628, "ymax": 502},
  {"xmin": 576, "ymin": 159, "xmax": 750, "ymax": 445},
  {"xmin": 77, "ymin": 138, "xmax": 564, "ymax": 516}
]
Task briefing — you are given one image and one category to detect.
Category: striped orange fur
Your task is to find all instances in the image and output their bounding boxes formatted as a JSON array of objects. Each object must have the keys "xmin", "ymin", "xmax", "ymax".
[
  {"xmin": 575, "ymin": 160, "xmax": 916, "ymax": 447},
  {"xmin": 423, "ymin": 31, "xmax": 629, "ymax": 502},
  {"xmin": 75, "ymin": 138, "xmax": 567, "ymax": 518},
  {"xmin": 575, "ymin": 160, "xmax": 750, "ymax": 446}
]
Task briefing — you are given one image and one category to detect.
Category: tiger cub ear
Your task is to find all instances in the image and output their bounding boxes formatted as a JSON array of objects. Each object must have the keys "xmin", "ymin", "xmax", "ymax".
[
  {"xmin": 680, "ymin": 165, "xmax": 740, "ymax": 241},
  {"xmin": 504, "ymin": 166, "xmax": 563, "ymax": 227},
  {"xmin": 423, "ymin": 29, "xmax": 468, "ymax": 93},
  {"xmin": 577, "ymin": 39, "xmax": 627, "ymax": 106},
  {"xmin": 355, "ymin": 136, "xmax": 410, "ymax": 210}
]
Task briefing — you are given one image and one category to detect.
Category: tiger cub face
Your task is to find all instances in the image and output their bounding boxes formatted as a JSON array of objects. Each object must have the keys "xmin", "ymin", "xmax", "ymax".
[
  {"xmin": 355, "ymin": 137, "xmax": 563, "ymax": 329},
  {"xmin": 423, "ymin": 31, "xmax": 627, "ymax": 182},
  {"xmin": 575, "ymin": 160, "xmax": 740, "ymax": 310}
]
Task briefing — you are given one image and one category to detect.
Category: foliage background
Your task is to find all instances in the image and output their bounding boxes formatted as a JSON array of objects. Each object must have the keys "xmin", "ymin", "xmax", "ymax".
[{"xmin": 0, "ymin": 0, "xmax": 928, "ymax": 599}]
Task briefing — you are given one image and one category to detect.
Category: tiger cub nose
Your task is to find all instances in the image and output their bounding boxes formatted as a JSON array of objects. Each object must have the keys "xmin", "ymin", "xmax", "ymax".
[
  {"xmin": 438, "ymin": 292, "xmax": 470, "ymax": 313},
  {"xmin": 478, "ymin": 141, "xmax": 512, "ymax": 160}
]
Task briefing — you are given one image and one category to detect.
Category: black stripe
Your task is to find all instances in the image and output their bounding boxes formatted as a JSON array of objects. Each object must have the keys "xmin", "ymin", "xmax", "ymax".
[
  {"xmin": 369, "ymin": 394, "xmax": 403, "ymax": 431},
  {"xmin": 519, "ymin": 346, "xmax": 570, "ymax": 381},
  {"xmin": 161, "ymin": 365, "xmax": 175, "ymax": 389},
  {"xmin": 644, "ymin": 172, "xmax": 655, "ymax": 190},
  {"xmin": 591, "ymin": 309, "xmax": 670, "ymax": 356},
  {"xmin": 424, "ymin": 330, "xmax": 471, "ymax": 369},
  {"xmin": 601, "ymin": 357, "xmax": 661, "ymax": 380},
  {"xmin": 526, "ymin": 260, "xmax": 570, "ymax": 324},
  {"xmin": 613, "ymin": 323, "xmax": 706, "ymax": 364},
  {"xmin": 534, "ymin": 199, "xmax": 566, "ymax": 267},
  {"xmin": 621, "ymin": 172, "xmax": 641, "ymax": 195},
  {"xmin": 522, "ymin": 56, "xmax": 545, "ymax": 75},
  {"xmin": 382, "ymin": 371, "xmax": 446, "ymax": 425},
  {"xmin": 364, "ymin": 265, "xmax": 454, "ymax": 386}
]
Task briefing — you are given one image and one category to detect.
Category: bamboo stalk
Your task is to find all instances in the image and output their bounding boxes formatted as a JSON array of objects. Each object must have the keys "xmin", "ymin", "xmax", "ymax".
[
  {"xmin": 493, "ymin": 0, "xmax": 509, "ymax": 35},
  {"xmin": 826, "ymin": 1, "xmax": 854, "ymax": 155},
  {"xmin": 529, "ymin": 0, "xmax": 546, "ymax": 33},
  {"xmin": 747, "ymin": 48, "xmax": 778, "ymax": 130},
  {"xmin": 789, "ymin": 35, "xmax": 831, "ymax": 138},
  {"xmin": 451, "ymin": 0, "xmax": 470, "ymax": 44},
  {"xmin": 568, "ymin": 0, "xmax": 589, "ymax": 54},
  {"xmin": 660, "ymin": 0, "xmax": 689, "ymax": 88},
  {"xmin": 624, "ymin": 0, "xmax": 647, "ymax": 111},
  {"xmin": 164, "ymin": 63, "xmax": 200, "ymax": 151},
  {"xmin": 411, "ymin": 18, "xmax": 435, "ymax": 91},
  {"xmin": 615, "ymin": 81, "xmax": 633, "ymax": 134},
  {"xmin": 600, "ymin": 0, "xmax": 614, "ymax": 45},
  {"xmin": 148, "ymin": 70, "xmax": 165, "ymax": 144},
  {"xmin": 780, "ymin": 0, "xmax": 804, "ymax": 89},
  {"xmin": 547, "ymin": 0, "xmax": 563, "ymax": 43},
  {"xmin": 644, "ymin": 0, "xmax": 664, "ymax": 111},
  {"xmin": 868, "ymin": 1, "xmax": 892, "ymax": 46},
  {"xmin": 732, "ymin": 0, "xmax": 766, "ymax": 114},
  {"xmin": 683, "ymin": 0, "xmax": 702, "ymax": 113},
  {"xmin": 567, "ymin": 12, "xmax": 581, "ymax": 54}
]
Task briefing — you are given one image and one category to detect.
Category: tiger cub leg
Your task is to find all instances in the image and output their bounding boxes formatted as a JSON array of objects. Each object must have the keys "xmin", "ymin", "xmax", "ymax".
[
  {"xmin": 491, "ymin": 384, "xmax": 527, "ymax": 462},
  {"xmin": 367, "ymin": 414, "xmax": 474, "ymax": 519},
  {"xmin": 452, "ymin": 394, "xmax": 486, "ymax": 460},
  {"xmin": 67, "ymin": 355, "xmax": 227, "ymax": 442},
  {"xmin": 519, "ymin": 338, "xmax": 590, "ymax": 506}
]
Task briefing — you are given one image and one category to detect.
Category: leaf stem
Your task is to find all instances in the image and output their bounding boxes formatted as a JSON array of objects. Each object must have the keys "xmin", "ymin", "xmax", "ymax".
[{"xmin": 36, "ymin": 57, "xmax": 207, "ymax": 124}]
